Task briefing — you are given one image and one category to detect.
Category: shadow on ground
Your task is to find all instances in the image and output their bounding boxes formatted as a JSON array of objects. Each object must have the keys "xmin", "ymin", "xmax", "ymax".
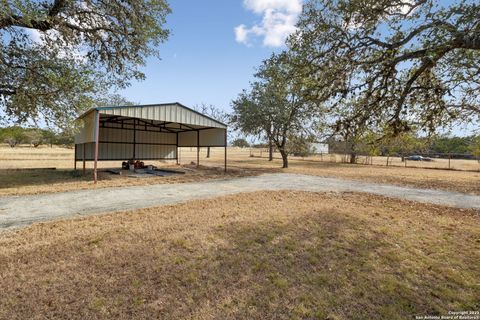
[
  {"xmin": 1, "ymin": 191, "xmax": 477, "ymax": 319},
  {"xmin": 0, "ymin": 168, "xmax": 91, "ymax": 189}
]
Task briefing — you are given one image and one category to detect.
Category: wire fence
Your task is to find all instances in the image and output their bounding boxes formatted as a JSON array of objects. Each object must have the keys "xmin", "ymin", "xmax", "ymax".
[
  {"xmin": 249, "ymin": 148, "xmax": 480, "ymax": 172},
  {"xmin": 1, "ymin": 144, "xmax": 478, "ymax": 172}
]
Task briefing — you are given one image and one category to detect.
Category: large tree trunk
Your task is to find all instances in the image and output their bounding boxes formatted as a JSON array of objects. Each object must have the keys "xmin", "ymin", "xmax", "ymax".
[
  {"xmin": 268, "ymin": 139, "xmax": 273, "ymax": 161},
  {"xmin": 279, "ymin": 148, "xmax": 288, "ymax": 168},
  {"xmin": 349, "ymin": 152, "xmax": 356, "ymax": 164}
]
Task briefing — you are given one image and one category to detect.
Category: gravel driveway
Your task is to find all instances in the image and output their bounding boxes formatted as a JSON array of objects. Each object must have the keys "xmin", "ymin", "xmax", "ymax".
[{"xmin": 1, "ymin": 173, "xmax": 478, "ymax": 229}]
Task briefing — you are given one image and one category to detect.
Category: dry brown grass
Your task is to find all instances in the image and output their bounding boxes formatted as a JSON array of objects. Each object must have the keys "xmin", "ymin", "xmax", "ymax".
[
  {"xmin": 223, "ymin": 152, "xmax": 480, "ymax": 195},
  {"xmin": 0, "ymin": 191, "xmax": 478, "ymax": 319},
  {"xmin": 241, "ymin": 151, "xmax": 480, "ymax": 195},
  {"xmin": 250, "ymin": 150, "xmax": 480, "ymax": 171},
  {"xmin": 1, "ymin": 145, "xmax": 478, "ymax": 196},
  {"xmin": 0, "ymin": 165, "xmax": 269, "ymax": 197},
  {"xmin": 284, "ymin": 161, "xmax": 480, "ymax": 195},
  {"xmin": 0, "ymin": 145, "xmax": 273, "ymax": 197}
]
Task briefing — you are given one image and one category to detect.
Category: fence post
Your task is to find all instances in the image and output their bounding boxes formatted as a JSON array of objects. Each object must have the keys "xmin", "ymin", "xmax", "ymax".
[
  {"xmin": 405, "ymin": 158, "xmax": 407, "ymax": 168},
  {"xmin": 386, "ymin": 156, "xmax": 389, "ymax": 167},
  {"xmin": 448, "ymin": 154, "xmax": 451, "ymax": 169}
]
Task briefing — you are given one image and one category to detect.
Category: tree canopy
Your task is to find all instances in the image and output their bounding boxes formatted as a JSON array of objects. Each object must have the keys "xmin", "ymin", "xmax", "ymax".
[
  {"xmin": 0, "ymin": 125, "xmax": 74, "ymax": 147},
  {"xmin": 231, "ymin": 53, "xmax": 320, "ymax": 168},
  {"xmin": 231, "ymin": 138, "xmax": 250, "ymax": 148},
  {"xmin": 289, "ymin": 0, "xmax": 480, "ymax": 134},
  {"xmin": 1, "ymin": 0, "xmax": 170, "ymax": 126}
]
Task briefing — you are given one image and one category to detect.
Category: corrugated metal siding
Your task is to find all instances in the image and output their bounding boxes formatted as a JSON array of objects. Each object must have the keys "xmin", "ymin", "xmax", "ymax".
[
  {"xmin": 135, "ymin": 144, "xmax": 176, "ymax": 159},
  {"xmin": 75, "ymin": 143, "xmax": 96, "ymax": 160},
  {"xmin": 76, "ymin": 142, "xmax": 176, "ymax": 160},
  {"xmin": 100, "ymin": 127, "xmax": 134, "ymax": 143},
  {"xmin": 100, "ymin": 103, "xmax": 226, "ymax": 128},
  {"xmin": 99, "ymin": 127, "xmax": 175, "ymax": 144},
  {"xmin": 98, "ymin": 143, "xmax": 134, "ymax": 160},
  {"xmin": 199, "ymin": 128, "xmax": 226, "ymax": 147},
  {"xmin": 135, "ymin": 130, "xmax": 175, "ymax": 144},
  {"xmin": 74, "ymin": 111, "xmax": 96, "ymax": 144},
  {"xmin": 178, "ymin": 131, "xmax": 197, "ymax": 147},
  {"xmin": 177, "ymin": 129, "xmax": 226, "ymax": 147}
]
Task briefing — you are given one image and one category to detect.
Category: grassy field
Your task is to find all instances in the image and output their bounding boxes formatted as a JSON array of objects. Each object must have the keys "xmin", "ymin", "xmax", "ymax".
[
  {"xmin": 0, "ymin": 165, "xmax": 267, "ymax": 197},
  {"xmin": 0, "ymin": 191, "xmax": 478, "ymax": 319},
  {"xmin": 0, "ymin": 145, "xmax": 269, "ymax": 196},
  {"xmin": 1, "ymin": 146, "xmax": 479, "ymax": 318},
  {"xmin": 250, "ymin": 149, "xmax": 480, "ymax": 171},
  {"xmin": 1, "ymin": 145, "xmax": 479, "ymax": 196}
]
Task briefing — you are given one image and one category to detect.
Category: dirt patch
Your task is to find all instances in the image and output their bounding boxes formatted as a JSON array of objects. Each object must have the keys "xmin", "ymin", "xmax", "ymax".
[{"xmin": 0, "ymin": 191, "xmax": 478, "ymax": 319}]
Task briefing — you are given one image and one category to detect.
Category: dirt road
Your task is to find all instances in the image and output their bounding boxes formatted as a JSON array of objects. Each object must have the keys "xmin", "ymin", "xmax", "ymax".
[{"xmin": 1, "ymin": 173, "xmax": 479, "ymax": 229}]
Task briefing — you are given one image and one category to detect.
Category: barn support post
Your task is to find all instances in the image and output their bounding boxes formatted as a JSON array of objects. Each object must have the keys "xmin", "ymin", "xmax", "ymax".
[
  {"xmin": 176, "ymin": 132, "xmax": 179, "ymax": 165},
  {"xmin": 196, "ymin": 130, "xmax": 200, "ymax": 167},
  {"xmin": 133, "ymin": 119, "xmax": 136, "ymax": 160},
  {"xmin": 93, "ymin": 110, "xmax": 100, "ymax": 184},
  {"xmin": 224, "ymin": 128, "xmax": 227, "ymax": 173},
  {"xmin": 74, "ymin": 144, "xmax": 77, "ymax": 170},
  {"xmin": 82, "ymin": 143, "xmax": 86, "ymax": 175}
]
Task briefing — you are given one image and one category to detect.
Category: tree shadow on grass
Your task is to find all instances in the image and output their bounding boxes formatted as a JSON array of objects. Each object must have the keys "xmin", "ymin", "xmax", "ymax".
[
  {"xmin": 3, "ymin": 203, "xmax": 474, "ymax": 320},
  {"xmin": 182, "ymin": 213, "xmax": 420, "ymax": 319},
  {"xmin": 0, "ymin": 168, "xmax": 94, "ymax": 189}
]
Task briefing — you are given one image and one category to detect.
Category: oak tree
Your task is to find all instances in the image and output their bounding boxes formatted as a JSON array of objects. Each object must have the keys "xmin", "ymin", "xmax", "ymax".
[
  {"xmin": 232, "ymin": 53, "xmax": 319, "ymax": 168},
  {"xmin": 1, "ymin": 0, "xmax": 170, "ymax": 126},
  {"xmin": 290, "ymin": 0, "xmax": 480, "ymax": 134}
]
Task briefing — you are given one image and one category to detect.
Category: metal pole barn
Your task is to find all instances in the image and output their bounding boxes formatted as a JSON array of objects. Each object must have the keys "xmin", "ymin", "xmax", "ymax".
[{"xmin": 73, "ymin": 103, "xmax": 228, "ymax": 181}]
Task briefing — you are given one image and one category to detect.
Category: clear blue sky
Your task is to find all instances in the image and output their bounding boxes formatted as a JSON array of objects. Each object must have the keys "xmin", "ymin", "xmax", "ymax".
[
  {"xmin": 118, "ymin": 0, "xmax": 475, "ymax": 136},
  {"xmin": 119, "ymin": 0, "xmax": 294, "ymax": 113},
  {"xmin": 4, "ymin": 0, "xmax": 475, "ymax": 135}
]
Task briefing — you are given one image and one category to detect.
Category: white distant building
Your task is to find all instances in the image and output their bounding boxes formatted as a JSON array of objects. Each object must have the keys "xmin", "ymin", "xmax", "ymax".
[{"xmin": 310, "ymin": 143, "xmax": 329, "ymax": 154}]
